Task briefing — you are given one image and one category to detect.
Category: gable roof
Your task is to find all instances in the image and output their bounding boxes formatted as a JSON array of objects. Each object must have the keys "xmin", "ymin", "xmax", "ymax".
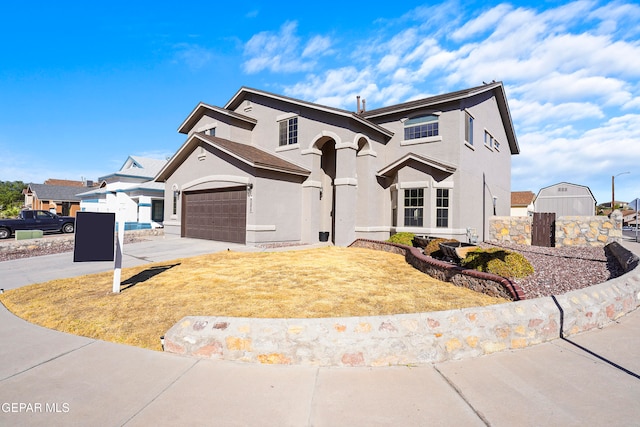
[
  {"xmin": 363, "ymin": 81, "xmax": 519, "ymax": 155},
  {"xmin": 511, "ymin": 191, "xmax": 535, "ymax": 207},
  {"xmin": 178, "ymin": 102, "xmax": 258, "ymax": 135},
  {"xmin": 99, "ymin": 156, "xmax": 168, "ymax": 181},
  {"xmin": 156, "ymin": 133, "xmax": 310, "ymax": 181},
  {"xmin": 535, "ymin": 182, "xmax": 596, "ymax": 202},
  {"xmin": 377, "ymin": 152, "xmax": 457, "ymax": 178},
  {"xmin": 224, "ymin": 87, "xmax": 394, "ymax": 139},
  {"xmin": 27, "ymin": 183, "xmax": 83, "ymax": 202}
]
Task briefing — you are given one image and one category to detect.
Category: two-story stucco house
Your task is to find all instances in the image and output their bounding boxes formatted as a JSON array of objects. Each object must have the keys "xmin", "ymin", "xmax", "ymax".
[{"xmin": 155, "ymin": 82, "xmax": 519, "ymax": 246}]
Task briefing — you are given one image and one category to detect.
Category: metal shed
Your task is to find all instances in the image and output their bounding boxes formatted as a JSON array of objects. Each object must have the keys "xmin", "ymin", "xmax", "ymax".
[{"xmin": 534, "ymin": 182, "xmax": 596, "ymax": 216}]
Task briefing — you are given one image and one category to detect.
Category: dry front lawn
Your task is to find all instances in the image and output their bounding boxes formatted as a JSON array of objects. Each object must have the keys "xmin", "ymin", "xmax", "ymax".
[{"xmin": 0, "ymin": 246, "xmax": 507, "ymax": 351}]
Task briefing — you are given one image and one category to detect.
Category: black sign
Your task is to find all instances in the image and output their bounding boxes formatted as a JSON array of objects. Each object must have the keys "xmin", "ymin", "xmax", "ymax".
[{"xmin": 73, "ymin": 212, "xmax": 115, "ymax": 262}]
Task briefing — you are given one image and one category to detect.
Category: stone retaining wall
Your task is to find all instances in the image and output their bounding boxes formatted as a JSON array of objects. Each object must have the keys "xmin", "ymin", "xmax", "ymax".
[
  {"xmin": 349, "ymin": 239, "xmax": 524, "ymax": 301},
  {"xmin": 164, "ymin": 241, "xmax": 640, "ymax": 367}
]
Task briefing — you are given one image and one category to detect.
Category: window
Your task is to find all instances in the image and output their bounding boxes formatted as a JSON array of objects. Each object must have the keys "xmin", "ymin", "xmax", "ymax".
[
  {"xmin": 436, "ymin": 189, "xmax": 449, "ymax": 227},
  {"xmin": 484, "ymin": 130, "xmax": 497, "ymax": 149},
  {"xmin": 404, "ymin": 189, "xmax": 424, "ymax": 227},
  {"xmin": 404, "ymin": 115, "xmax": 438, "ymax": 140},
  {"xmin": 172, "ymin": 191, "xmax": 178, "ymax": 215},
  {"xmin": 279, "ymin": 117, "xmax": 298, "ymax": 146},
  {"xmin": 206, "ymin": 128, "xmax": 216, "ymax": 137},
  {"xmin": 465, "ymin": 112, "xmax": 473, "ymax": 145},
  {"xmin": 151, "ymin": 200, "xmax": 164, "ymax": 222}
]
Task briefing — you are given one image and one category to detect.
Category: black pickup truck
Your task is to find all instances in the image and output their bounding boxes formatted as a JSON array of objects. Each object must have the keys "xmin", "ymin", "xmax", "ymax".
[{"xmin": 0, "ymin": 210, "xmax": 75, "ymax": 239}]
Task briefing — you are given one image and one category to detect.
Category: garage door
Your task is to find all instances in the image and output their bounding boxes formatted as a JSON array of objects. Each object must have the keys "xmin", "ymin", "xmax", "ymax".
[{"xmin": 183, "ymin": 187, "xmax": 247, "ymax": 244}]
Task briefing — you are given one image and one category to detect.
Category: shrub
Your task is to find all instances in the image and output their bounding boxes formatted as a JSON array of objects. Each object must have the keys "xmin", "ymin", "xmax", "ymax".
[
  {"xmin": 387, "ymin": 232, "xmax": 415, "ymax": 246},
  {"xmin": 461, "ymin": 248, "xmax": 534, "ymax": 278}
]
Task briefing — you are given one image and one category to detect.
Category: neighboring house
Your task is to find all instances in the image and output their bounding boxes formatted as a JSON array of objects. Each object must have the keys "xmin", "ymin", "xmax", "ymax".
[
  {"xmin": 77, "ymin": 156, "xmax": 167, "ymax": 229},
  {"xmin": 23, "ymin": 179, "xmax": 92, "ymax": 216},
  {"xmin": 622, "ymin": 209, "xmax": 638, "ymax": 227},
  {"xmin": 155, "ymin": 82, "xmax": 519, "ymax": 246},
  {"xmin": 534, "ymin": 182, "xmax": 596, "ymax": 216},
  {"xmin": 510, "ymin": 191, "xmax": 535, "ymax": 217}
]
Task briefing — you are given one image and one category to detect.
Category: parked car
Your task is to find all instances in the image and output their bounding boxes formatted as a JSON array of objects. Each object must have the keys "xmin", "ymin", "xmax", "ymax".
[{"xmin": 0, "ymin": 210, "xmax": 75, "ymax": 239}]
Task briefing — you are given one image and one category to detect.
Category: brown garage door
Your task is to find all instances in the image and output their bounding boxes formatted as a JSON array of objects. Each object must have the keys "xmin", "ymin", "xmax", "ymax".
[{"xmin": 183, "ymin": 187, "xmax": 247, "ymax": 244}]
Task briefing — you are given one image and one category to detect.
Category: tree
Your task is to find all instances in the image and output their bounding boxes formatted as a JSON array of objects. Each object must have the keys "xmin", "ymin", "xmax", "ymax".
[{"xmin": 0, "ymin": 180, "xmax": 26, "ymax": 211}]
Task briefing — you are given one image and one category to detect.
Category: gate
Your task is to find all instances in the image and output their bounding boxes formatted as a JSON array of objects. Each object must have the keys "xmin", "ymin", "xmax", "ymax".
[{"xmin": 532, "ymin": 212, "xmax": 555, "ymax": 247}]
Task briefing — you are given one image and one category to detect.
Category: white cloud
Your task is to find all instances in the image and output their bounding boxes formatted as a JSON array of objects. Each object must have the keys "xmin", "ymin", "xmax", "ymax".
[
  {"xmin": 452, "ymin": 3, "xmax": 513, "ymax": 41},
  {"xmin": 302, "ymin": 35, "xmax": 333, "ymax": 58},
  {"xmin": 243, "ymin": 22, "xmax": 335, "ymax": 74},
  {"xmin": 172, "ymin": 43, "xmax": 214, "ymax": 70}
]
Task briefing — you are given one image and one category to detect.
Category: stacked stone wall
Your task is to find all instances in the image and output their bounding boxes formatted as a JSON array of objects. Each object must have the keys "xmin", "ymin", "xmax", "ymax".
[
  {"xmin": 489, "ymin": 215, "xmax": 621, "ymax": 247},
  {"xmin": 489, "ymin": 216, "xmax": 531, "ymax": 245},
  {"xmin": 555, "ymin": 216, "xmax": 621, "ymax": 247}
]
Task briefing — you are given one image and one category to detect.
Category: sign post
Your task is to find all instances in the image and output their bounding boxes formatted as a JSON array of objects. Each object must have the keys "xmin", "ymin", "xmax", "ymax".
[
  {"xmin": 112, "ymin": 192, "xmax": 126, "ymax": 294},
  {"xmin": 630, "ymin": 198, "xmax": 640, "ymax": 243}
]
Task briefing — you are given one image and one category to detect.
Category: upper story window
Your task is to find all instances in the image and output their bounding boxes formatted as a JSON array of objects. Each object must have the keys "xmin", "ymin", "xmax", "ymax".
[
  {"xmin": 465, "ymin": 112, "xmax": 474, "ymax": 146},
  {"xmin": 279, "ymin": 117, "xmax": 298, "ymax": 146},
  {"xmin": 484, "ymin": 130, "xmax": 499, "ymax": 150},
  {"xmin": 404, "ymin": 115, "xmax": 439, "ymax": 140},
  {"xmin": 205, "ymin": 128, "xmax": 216, "ymax": 137}
]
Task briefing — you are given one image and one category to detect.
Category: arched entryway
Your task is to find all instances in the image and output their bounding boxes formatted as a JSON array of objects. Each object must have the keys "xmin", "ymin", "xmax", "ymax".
[{"xmin": 319, "ymin": 138, "xmax": 336, "ymax": 244}]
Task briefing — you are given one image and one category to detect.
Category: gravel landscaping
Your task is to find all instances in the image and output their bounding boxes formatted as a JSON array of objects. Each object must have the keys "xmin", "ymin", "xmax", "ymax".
[{"xmin": 482, "ymin": 242, "xmax": 625, "ymax": 299}]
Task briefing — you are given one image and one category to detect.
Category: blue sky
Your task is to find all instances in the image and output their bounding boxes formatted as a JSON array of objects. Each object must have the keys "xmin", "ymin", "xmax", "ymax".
[{"xmin": 1, "ymin": 0, "xmax": 639, "ymax": 205}]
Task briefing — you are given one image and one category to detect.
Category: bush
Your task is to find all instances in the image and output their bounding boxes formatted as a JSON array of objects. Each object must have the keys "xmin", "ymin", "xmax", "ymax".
[
  {"xmin": 387, "ymin": 232, "xmax": 415, "ymax": 246},
  {"xmin": 461, "ymin": 248, "xmax": 534, "ymax": 278},
  {"xmin": 424, "ymin": 238, "xmax": 459, "ymax": 257}
]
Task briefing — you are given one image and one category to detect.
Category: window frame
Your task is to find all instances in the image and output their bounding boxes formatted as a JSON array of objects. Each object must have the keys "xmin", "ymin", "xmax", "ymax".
[
  {"xmin": 403, "ymin": 188, "xmax": 424, "ymax": 227},
  {"xmin": 278, "ymin": 116, "xmax": 298, "ymax": 147},
  {"xmin": 436, "ymin": 188, "xmax": 450, "ymax": 228},
  {"xmin": 464, "ymin": 111, "xmax": 474, "ymax": 146},
  {"xmin": 403, "ymin": 114, "xmax": 439, "ymax": 141}
]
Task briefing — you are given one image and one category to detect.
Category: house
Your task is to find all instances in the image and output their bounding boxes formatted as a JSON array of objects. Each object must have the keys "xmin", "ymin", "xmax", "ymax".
[
  {"xmin": 155, "ymin": 82, "xmax": 519, "ymax": 246},
  {"xmin": 534, "ymin": 182, "xmax": 596, "ymax": 216},
  {"xmin": 77, "ymin": 156, "xmax": 167, "ymax": 229},
  {"xmin": 23, "ymin": 179, "xmax": 93, "ymax": 216},
  {"xmin": 510, "ymin": 191, "xmax": 535, "ymax": 216}
]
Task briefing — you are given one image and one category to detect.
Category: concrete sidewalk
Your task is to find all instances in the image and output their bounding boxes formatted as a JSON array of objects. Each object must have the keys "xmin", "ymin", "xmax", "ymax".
[{"xmin": 0, "ymin": 237, "xmax": 639, "ymax": 426}]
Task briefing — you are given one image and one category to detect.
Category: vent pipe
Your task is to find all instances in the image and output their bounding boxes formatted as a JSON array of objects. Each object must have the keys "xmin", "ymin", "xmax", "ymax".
[{"xmin": 356, "ymin": 96, "xmax": 361, "ymax": 114}]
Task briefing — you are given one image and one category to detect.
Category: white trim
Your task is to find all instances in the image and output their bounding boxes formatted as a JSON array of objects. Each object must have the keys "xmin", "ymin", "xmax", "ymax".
[
  {"xmin": 275, "ymin": 143, "xmax": 300, "ymax": 152},
  {"xmin": 357, "ymin": 149, "xmax": 377, "ymax": 157},
  {"xmin": 301, "ymin": 148, "xmax": 322, "ymax": 156},
  {"xmin": 310, "ymin": 130, "xmax": 342, "ymax": 149},
  {"xmin": 335, "ymin": 141, "xmax": 358, "ymax": 150},
  {"xmin": 400, "ymin": 135, "xmax": 442, "ymax": 146},
  {"xmin": 334, "ymin": 178, "xmax": 358, "ymax": 186},
  {"xmin": 276, "ymin": 112, "xmax": 299, "ymax": 121},
  {"xmin": 433, "ymin": 181, "xmax": 454, "ymax": 189},
  {"xmin": 247, "ymin": 224, "xmax": 276, "ymax": 231},
  {"xmin": 302, "ymin": 180, "xmax": 322, "ymax": 188},
  {"xmin": 399, "ymin": 181, "xmax": 429, "ymax": 189},
  {"xmin": 182, "ymin": 175, "xmax": 250, "ymax": 191},
  {"xmin": 355, "ymin": 226, "xmax": 391, "ymax": 232}
]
